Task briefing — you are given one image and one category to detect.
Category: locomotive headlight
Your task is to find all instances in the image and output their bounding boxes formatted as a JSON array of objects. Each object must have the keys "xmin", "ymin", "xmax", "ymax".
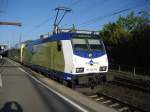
[
  {"xmin": 99, "ymin": 66, "xmax": 107, "ymax": 71},
  {"xmin": 76, "ymin": 68, "xmax": 84, "ymax": 73}
]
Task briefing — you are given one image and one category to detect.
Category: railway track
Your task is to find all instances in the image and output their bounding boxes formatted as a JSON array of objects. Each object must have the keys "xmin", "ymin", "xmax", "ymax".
[
  {"xmin": 86, "ymin": 92, "xmax": 146, "ymax": 112},
  {"xmin": 111, "ymin": 76, "xmax": 150, "ymax": 93}
]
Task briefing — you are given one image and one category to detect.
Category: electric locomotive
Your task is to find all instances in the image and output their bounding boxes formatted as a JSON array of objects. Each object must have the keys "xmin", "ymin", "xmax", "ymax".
[{"xmin": 18, "ymin": 29, "xmax": 108, "ymax": 88}]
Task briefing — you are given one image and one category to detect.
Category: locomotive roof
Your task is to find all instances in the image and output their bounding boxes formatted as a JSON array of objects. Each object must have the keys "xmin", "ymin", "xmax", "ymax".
[{"xmin": 27, "ymin": 32, "xmax": 100, "ymax": 46}]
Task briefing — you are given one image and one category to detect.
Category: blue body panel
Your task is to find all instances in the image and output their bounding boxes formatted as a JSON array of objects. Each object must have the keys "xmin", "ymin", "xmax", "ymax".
[
  {"xmin": 73, "ymin": 50, "xmax": 106, "ymax": 59},
  {"xmin": 28, "ymin": 33, "xmax": 71, "ymax": 46}
]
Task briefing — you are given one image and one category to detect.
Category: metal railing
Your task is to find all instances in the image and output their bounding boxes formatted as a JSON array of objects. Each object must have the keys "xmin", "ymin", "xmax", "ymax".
[{"xmin": 109, "ymin": 64, "xmax": 150, "ymax": 77}]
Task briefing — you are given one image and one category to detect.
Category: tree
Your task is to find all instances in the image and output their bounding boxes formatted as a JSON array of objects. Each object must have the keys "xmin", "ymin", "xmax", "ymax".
[{"xmin": 100, "ymin": 11, "xmax": 150, "ymax": 67}]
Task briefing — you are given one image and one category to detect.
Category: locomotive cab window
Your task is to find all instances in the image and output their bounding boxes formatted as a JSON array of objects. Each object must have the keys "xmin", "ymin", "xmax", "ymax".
[
  {"xmin": 57, "ymin": 41, "xmax": 61, "ymax": 51},
  {"xmin": 71, "ymin": 34, "xmax": 105, "ymax": 52},
  {"xmin": 71, "ymin": 38, "xmax": 88, "ymax": 51},
  {"xmin": 88, "ymin": 39, "xmax": 104, "ymax": 51}
]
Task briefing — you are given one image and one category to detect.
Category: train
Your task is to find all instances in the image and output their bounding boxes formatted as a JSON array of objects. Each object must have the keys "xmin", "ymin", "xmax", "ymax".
[{"xmin": 8, "ymin": 29, "xmax": 108, "ymax": 88}]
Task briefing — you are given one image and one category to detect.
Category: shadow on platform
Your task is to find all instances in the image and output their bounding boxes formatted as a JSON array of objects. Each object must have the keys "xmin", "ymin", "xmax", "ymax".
[{"xmin": 0, "ymin": 101, "xmax": 23, "ymax": 112}]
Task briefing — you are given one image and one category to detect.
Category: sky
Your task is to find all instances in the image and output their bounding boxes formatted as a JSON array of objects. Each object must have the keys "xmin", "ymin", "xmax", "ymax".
[{"xmin": 0, "ymin": 0, "xmax": 149, "ymax": 47}]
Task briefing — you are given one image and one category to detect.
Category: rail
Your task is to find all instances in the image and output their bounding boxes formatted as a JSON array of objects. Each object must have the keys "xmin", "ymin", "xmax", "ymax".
[{"xmin": 86, "ymin": 92, "xmax": 147, "ymax": 112}]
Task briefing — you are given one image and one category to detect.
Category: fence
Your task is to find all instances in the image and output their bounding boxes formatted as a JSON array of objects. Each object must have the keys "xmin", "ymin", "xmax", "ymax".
[{"xmin": 109, "ymin": 64, "xmax": 150, "ymax": 77}]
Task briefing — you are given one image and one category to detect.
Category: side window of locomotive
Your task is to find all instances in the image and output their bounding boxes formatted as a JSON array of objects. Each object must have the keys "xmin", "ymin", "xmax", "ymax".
[{"xmin": 57, "ymin": 41, "xmax": 61, "ymax": 52}]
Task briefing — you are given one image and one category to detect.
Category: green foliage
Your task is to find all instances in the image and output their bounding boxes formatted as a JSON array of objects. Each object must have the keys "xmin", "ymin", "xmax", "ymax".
[
  {"xmin": 117, "ymin": 12, "xmax": 138, "ymax": 32},
  {"xmin": 100, "ymin": 11, "xmax": 150, "ymax": 67},
  {"xmin": 100, "ymin": 22, "xmax": 131, "ymax": 45}
]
